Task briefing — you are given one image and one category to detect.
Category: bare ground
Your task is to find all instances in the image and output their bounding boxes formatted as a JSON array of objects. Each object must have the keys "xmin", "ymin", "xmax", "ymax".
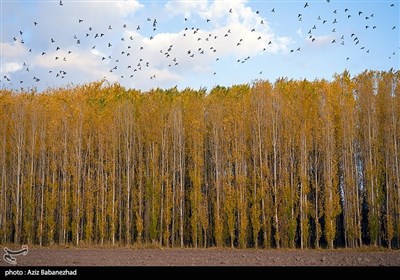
[{"xmin": 1, "ymin": 247, "xmax": 400, "ymax": 266}]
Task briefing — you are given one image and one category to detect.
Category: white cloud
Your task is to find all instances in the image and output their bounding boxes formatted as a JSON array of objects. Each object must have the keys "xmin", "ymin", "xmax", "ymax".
[
  {"xmin": 165, "ymin": 0, "xmax": 289, "ymax": 52},
  {"xmin": 200, "ymin": 0, "xmax": 256, "ymax": 26},
  {"xmin": 91, "ymin": 49, "xmax": 103, "ymax": 57},
  {"xmin": 1, "ymin": 42, "xmax": 28, "ymax": 58},
  {"xmin": 127, "ymin": 67, "xmax": 183, "ymax": 89},
  {"xmin": 161, "ymin": 0, "xmax": 291, "ymax": 64},
  {"xmin": 33, "ymin": 49, "xmax": 118, "ymax": 82},
  {"xmin": 116, "ymin": 22, "xmax": 289, "ymax": 87},
  {"xmin": 102, "ymin": 0, "xmax": 291, "ymax": 89},
  {"xmin": 115, "ymin": 0, "xmax": 144, "ymax": 17},
  {"xmin": 2, "ymin": 62, "xmax": 23, "ymax": 74}
]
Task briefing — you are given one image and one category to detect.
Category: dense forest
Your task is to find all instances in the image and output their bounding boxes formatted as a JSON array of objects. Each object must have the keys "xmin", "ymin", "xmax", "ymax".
[{"xmin": 0, "ymin": 70, "xmax": 399, "ymax": 249}]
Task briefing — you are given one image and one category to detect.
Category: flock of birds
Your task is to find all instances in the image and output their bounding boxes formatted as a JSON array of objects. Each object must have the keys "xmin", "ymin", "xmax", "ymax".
[{"xmin": 1, "ymin": 0, "xmax": 398, "ymax": 90}]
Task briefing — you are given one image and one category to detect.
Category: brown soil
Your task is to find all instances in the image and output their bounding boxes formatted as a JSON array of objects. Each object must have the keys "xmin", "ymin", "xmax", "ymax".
[{"xmin": 1, "ymin": 247, "xmax": 400, "ymax": 266}]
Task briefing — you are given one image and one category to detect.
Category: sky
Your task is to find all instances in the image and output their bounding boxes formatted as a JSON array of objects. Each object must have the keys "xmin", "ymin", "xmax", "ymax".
[{"xmin": 1, "ymin": 0, "xmax": 399, "ymax": 92}]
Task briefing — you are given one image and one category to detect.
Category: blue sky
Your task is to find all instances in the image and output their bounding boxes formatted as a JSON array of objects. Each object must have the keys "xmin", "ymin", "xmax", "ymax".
[{"xmin": 1, "ymin": 0, "xmax": 399, "ymax": 92}]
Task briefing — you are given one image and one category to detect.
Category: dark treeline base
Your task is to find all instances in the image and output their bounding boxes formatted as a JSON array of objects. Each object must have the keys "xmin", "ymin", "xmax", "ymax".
[{"xmin": 0, "ymin": 70, "xmax": 399, "ymax": 249}]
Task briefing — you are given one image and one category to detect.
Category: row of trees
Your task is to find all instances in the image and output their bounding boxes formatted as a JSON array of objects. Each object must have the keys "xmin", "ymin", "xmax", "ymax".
[{"xmin": 0, "ymin": 70, "xmax": 399, "ymax": 248}]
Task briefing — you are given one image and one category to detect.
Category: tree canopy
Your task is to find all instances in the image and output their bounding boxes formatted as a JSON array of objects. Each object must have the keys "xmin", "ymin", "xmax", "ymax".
[{"xmin": 0, "ymin": 70, "xmax": 399, "ymax": 248}]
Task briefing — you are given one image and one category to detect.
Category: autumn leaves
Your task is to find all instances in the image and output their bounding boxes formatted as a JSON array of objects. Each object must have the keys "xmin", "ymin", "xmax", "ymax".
[{"xmin": 0, "ymin": 70, "xmax": 399, "ymax": 248}]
